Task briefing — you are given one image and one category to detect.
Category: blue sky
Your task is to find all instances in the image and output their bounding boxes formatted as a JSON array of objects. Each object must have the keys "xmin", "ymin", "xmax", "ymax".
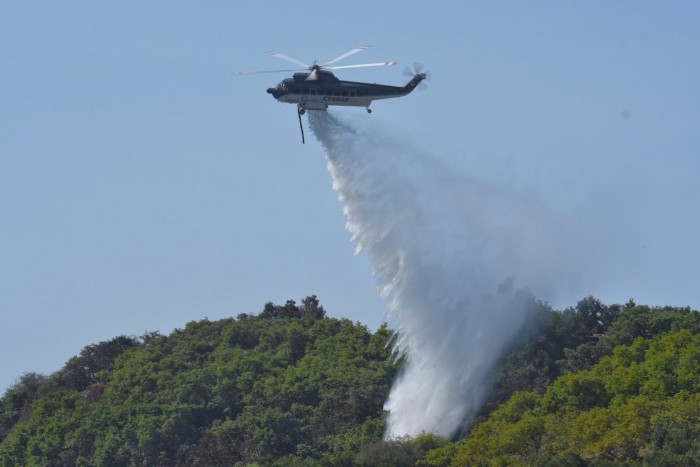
[{"xmin": 2, "ymin": 2, "xmax": 699, "ymax": 392}]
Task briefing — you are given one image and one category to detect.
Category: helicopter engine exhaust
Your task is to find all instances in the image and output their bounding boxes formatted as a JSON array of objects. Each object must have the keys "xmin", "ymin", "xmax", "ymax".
[{"xmin": 307, "ymin": 111, "xmax": 560, "ymax": 439}]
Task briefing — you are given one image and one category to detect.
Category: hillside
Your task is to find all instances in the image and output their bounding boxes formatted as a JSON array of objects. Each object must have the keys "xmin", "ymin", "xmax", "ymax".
[{"xmin": 2, "ymin": 296, "xmax": 700, "ymax": 466}]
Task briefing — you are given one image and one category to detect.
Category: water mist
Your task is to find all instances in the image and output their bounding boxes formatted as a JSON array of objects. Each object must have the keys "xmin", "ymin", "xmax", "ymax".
[{"xmin": 308, "ymin": 112, "xmax": 559, "ymax": 439}]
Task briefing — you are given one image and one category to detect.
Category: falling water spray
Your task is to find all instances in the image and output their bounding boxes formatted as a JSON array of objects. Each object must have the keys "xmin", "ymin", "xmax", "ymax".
[{"xmin": 308, "ymin": 112, "xmax": 559, "ymax": 438}]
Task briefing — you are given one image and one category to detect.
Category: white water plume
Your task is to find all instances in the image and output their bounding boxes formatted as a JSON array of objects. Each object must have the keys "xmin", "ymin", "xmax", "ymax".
[{"xmin": 308, "ymin": 111, "xmax": 561, "ymax": 439}]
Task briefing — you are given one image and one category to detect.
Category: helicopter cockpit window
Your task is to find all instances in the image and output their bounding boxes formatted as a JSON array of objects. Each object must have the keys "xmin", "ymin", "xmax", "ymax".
[{"xmin": 280, "ymin": 83, "xmax": 288, "ymax": 92}]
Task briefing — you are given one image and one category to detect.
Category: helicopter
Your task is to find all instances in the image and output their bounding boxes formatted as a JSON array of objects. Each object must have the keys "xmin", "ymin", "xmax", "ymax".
[{"xmin": 234, "ymin": 46, "xmax": 430, "ymax": 143}]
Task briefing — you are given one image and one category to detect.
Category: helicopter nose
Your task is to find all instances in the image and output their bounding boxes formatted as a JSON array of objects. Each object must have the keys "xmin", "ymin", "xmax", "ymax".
[{"xmin": 267, "ymin": 88, "xmax": 275, "ymax": 94}]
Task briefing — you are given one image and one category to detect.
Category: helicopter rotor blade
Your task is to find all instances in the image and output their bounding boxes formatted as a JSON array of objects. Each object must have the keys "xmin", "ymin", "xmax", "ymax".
[
  {"xmin": 232, "ymin": 68, "xmax": 305, "ymax": 76},
  {"xmin": 266, "ymin": 51, "xmax": 309, "ymax": 69},
  {"xmin": 326, "ymin": 61, "xmax": 398, "ymax": 70},
  {"xmin": 320, "ymin": 45, "xmax": 370, "ymax": 67}
]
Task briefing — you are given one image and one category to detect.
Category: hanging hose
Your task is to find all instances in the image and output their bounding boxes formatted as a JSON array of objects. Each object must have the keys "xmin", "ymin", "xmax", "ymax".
[{"xmin": 297, "ymin": 109, "xmax": 305, "ymax": 144}]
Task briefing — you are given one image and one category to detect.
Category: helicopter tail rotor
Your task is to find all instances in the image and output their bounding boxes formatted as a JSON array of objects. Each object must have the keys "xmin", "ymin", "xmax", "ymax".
[{"xmin": 403, "ymin": 62, "xmax": 431, "ymax": 91}]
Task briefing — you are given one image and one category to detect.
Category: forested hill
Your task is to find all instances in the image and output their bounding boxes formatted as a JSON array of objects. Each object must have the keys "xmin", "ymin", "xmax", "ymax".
[{"xmin": 2, "ymin": 296, "xmax": 700, "ymax": 466}]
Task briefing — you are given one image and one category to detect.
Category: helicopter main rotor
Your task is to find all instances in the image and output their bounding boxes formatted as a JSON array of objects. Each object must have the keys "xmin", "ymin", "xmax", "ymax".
[{"xmin": 234, "ymin": 45, "xmax": 397, "ymax": 81}]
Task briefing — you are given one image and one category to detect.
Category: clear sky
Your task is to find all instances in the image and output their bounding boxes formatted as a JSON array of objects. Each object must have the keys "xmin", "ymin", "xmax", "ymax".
[{"xmin": 2, "ymin": 2, "xmax": 699, "ymax": 392}]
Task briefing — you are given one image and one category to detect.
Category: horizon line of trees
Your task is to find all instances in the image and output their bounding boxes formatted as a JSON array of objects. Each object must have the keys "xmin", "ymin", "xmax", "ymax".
[{"xmin": 2, "ymin": 295, "xmax": 699, "ymax": 465}]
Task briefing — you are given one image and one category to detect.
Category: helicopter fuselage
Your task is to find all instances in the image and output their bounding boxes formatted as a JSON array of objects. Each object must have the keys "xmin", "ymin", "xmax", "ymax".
[{"xmin": 266, "ymin": 69, "xmax": 425, "ymax": 113}]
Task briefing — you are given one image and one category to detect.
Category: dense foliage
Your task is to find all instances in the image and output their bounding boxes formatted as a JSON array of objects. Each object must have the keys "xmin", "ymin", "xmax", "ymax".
[
  {"xmin": 420, "ymin": 300, "xmax": 700, "ymax": 466},
  {"xmin": 443, "ymin": 330, "xmax": 700, "ymax": 466},
  {"xmin": 0, "ymin": 296, "xmax": 398, "ymax": 466},
  {"xmin": 2, "ymin": 296, "xmax": 699, "ymax": 465}
]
